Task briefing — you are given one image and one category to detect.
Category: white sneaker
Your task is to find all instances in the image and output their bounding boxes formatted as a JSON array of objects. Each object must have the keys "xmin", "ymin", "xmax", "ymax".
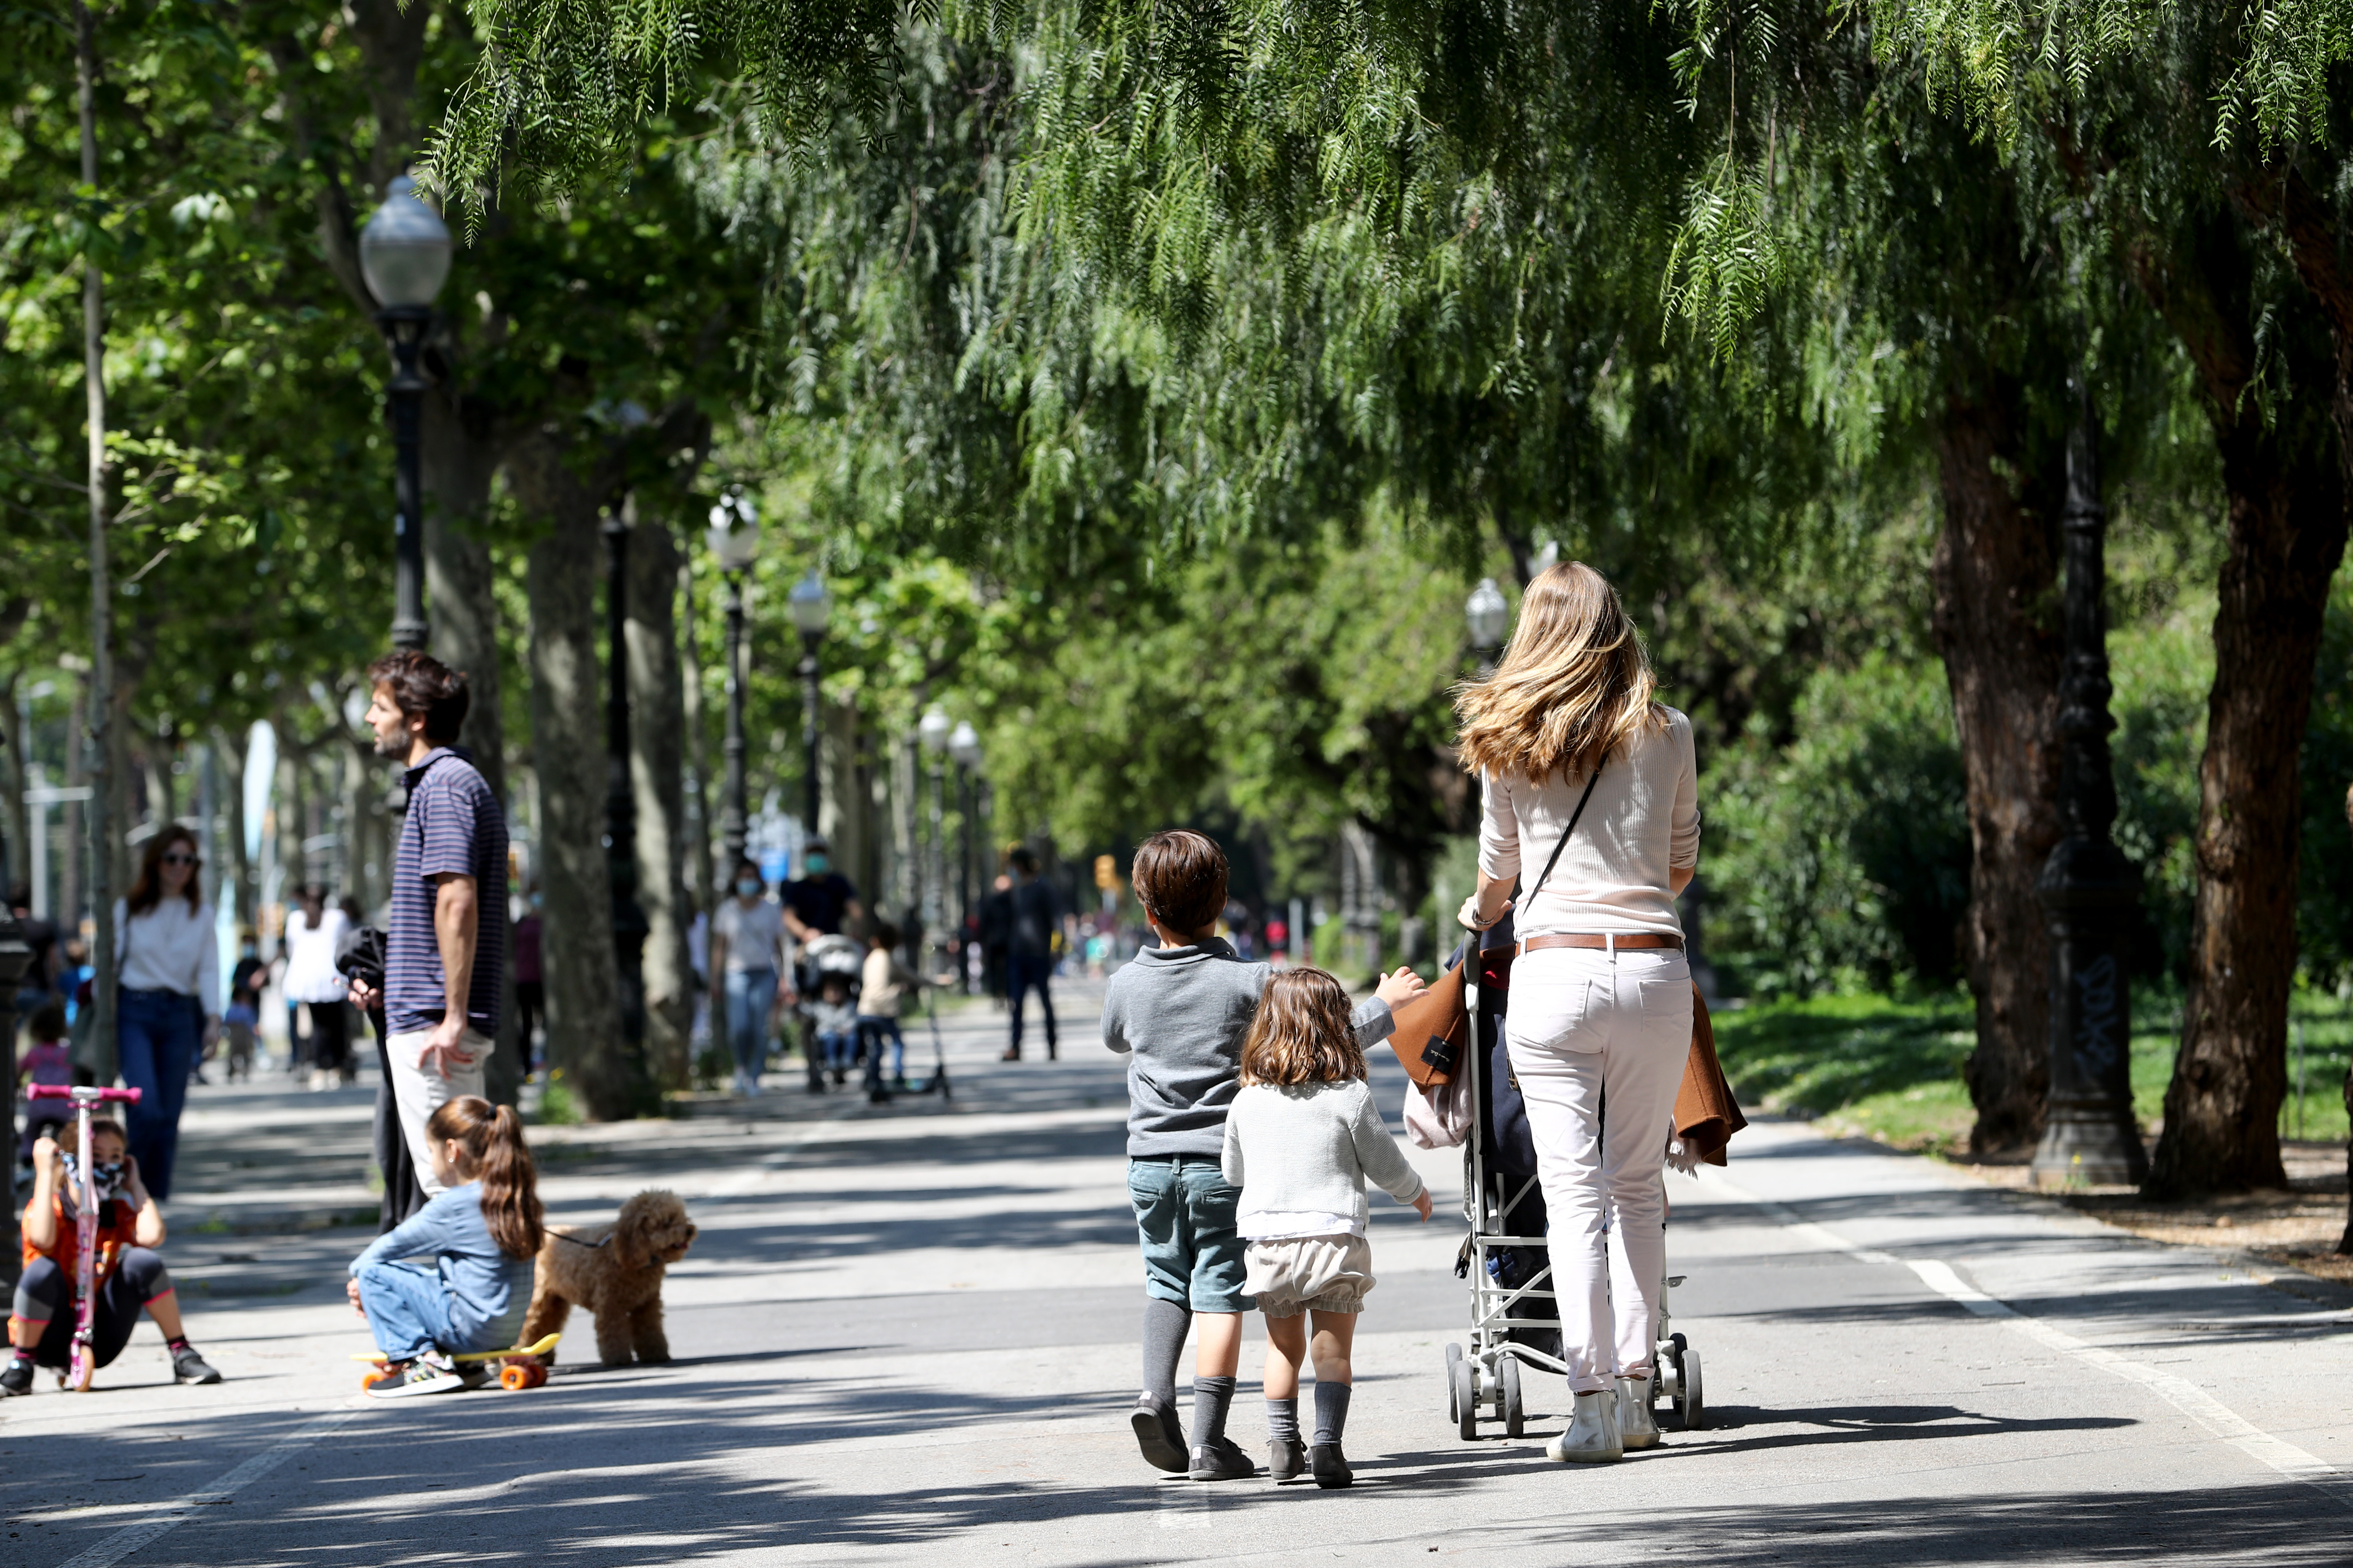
[
  {"xmin": 1545, "ymin": 1389, "xmax": 1623, "ymax": 1463},
  {"xmin": 1617, "ymin": 1377, "xmax": 1660, "ymax": 1450}
]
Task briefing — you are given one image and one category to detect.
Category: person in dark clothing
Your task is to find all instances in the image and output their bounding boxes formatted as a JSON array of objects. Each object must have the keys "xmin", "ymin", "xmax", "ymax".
[
  {"xmin": 1002, "ymin": 847, "xmax": 1062, "ymax": 1062},
  {"xmin": 978, "ymin": 874, "xmax": 1014, "ymax": 1003},
  {"xmin": 780, "ymin": 838, "xmax": 863, "ymax": 944}
]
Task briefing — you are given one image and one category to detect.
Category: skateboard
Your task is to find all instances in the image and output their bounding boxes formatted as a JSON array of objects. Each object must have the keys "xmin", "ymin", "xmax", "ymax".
[{"xmin": 355, "ymin": 1333, "xmax": 561, "ymax": 1390}]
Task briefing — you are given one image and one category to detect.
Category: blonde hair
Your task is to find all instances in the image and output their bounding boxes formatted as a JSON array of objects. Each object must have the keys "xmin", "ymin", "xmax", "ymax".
[
  {"xmin": 1239, "ymin": 968, "xmax": 1367, "ymax": 1087},
  {"xmin": 1454, "ymin": 562, "xmax": 1665, "ymax": 782}
]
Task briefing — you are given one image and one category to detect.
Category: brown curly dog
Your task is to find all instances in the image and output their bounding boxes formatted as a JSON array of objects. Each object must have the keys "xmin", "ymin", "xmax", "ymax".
[{"xmin": 522, "ymin": 1189, "xmax": 698, "ymax": 1367}]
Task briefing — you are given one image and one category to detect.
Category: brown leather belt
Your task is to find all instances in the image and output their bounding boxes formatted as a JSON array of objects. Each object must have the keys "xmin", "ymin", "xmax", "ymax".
[{"xmin": 1517, "ymin": 933, "xmax": 1684, "ymax": 955}]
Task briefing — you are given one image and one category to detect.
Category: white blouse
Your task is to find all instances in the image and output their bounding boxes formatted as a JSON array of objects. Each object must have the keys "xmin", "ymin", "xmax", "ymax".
[
  {"xmin": 114, "ymin": 897, "xmax": 223, "ymax": 1017},
  {"xmin": 1478, "ymin": 707, "xmax": 1701, "ymax": 939}
]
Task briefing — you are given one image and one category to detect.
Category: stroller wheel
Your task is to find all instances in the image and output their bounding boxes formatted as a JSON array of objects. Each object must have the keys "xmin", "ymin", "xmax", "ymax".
[
  {"xmin": 1443, "ymin": 1344, "xmax": 1464, "ymax": 1420},
  {"xmin": 1678, "ymin": 1347, "xmax": 1705, "ymax": 1431},
  {"xmin": 1452, "ymin": 1356, "xmax": 1478, "ymax": 1442},
  {"xmin": 1500, "ymin": 1356, "xmax": 1525, "ymax": 1439}
]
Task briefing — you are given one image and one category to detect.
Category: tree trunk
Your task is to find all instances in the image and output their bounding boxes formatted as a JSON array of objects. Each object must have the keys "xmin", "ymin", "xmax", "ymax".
[
  {"xmin": 1930, "ymin": 392, "xmax": 2066, "ymax": 1155},
  {"xmin": 423, "ymin": 392, "xmax": 520, "ymax": 1105},
  {"xmin": 626, "ymin": 521, "xmax": 694, "ymax": 1089},
  {"xmin": 513, "ymin": 437, "xmax": 631, "ymax": 1119},
  {"xmin": 678, "ymin": 563, "xmax": 715, "ymax": 918}
]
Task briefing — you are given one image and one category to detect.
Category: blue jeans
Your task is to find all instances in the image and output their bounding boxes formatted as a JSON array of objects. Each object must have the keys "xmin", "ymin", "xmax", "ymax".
[
  {"xmin": 723, "ymin": 968, "xmax": 778, "ymax": 1079},
  {"xmin": 858, "ymin": 1016, "xmax": 905, "ymax": 1089},
  {"xmin": 1006, "ymin": 953, "xmax": 1057, "ymax": 1057},
  {"xmin": 816, "ymin": 1030, "xmax": 856, "ymax": 1073},
  {"xmin": 118, "ymin": 988, "xmax": 200, "ymax": 1200},
  {"xmin": 356, "ymin": 1259, "xmax": 472, "ymax": 1361},
  {"xmin": 1128, "ymin": 1155, "xmax": 1252, "ymax": 1313}
]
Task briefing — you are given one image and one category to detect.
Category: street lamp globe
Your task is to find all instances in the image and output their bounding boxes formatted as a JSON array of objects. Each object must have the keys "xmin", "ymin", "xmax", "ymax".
[
  {"xmin": 787, "ymin": 569, "xmax": 832, "ymax": 637},
  {"xmin": 919, "ymin": 707, "xmax": 953, "ymax": 754},
  {"xmin": 948, "ymin": 720, "xmax": 982, "ymax": 769},
  {"xmin": 358, "ymin": 176, "xmax": 453, "ymax": 309},
  {"xmin": 705, "ymin": 493, "xmax": 760, "ymax": 571},
  {"xmin": 1465, "ymin": 577, "xmax": 1511, "ymax": 653}
]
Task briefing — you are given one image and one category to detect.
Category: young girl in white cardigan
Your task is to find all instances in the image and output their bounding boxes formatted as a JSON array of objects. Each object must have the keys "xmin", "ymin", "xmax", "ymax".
[{"xmin": 1222, "ymin": 967, "xmax": 1432, "ymax": 1488}]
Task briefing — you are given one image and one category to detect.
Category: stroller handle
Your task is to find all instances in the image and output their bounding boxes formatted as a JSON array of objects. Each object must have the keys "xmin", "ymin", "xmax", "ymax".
[{"xmin": 26, "ymin": 1085, "xmax": 142, "ymax": 1104}]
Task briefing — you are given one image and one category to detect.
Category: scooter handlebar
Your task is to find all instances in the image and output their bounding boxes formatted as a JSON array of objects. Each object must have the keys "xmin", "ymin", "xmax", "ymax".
[{"xmin": 25, "ymin": 1085, "xmax": 142, "ymax": 1104}]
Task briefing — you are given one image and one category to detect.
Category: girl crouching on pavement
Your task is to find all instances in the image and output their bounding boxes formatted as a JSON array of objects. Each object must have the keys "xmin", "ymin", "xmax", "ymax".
[
  {"xmin": 1222, "ymin": 968, "xmax": 1432, "ymax": 1488},
  {"xmin": 6, "ymin": 1119, "xmax": 222, "ymax": 1393},
  {"xmin": 349, "ymin": 1096, "xmax": 541, "ymax": 1397}
]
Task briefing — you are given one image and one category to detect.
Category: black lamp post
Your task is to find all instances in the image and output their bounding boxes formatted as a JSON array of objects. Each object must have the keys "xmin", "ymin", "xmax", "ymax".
[
  {"xmin": 604, "ymin": 513, "xmax": 648, "ymax": 1049},
  {"xmin": 2030, "ymin": 377, "xmax": 2148, "ymax": 1188},
  {"xmin": 950, "ymin": 720, "xmax": 981, "ymax": 992},
  {"xmin": 788, "ymin": 570, "xmax": 832, "ymax": 837},
  {"xmin": 357, "ymin": 177, "xmax": 452, "ymax": 652},
  {"xmin": 705, "ymin": 494, "xmax": 760, "ymax": 871},
  {"xmin": 919, "ymin": 708, "xmax": 952, "ymax": 964}
]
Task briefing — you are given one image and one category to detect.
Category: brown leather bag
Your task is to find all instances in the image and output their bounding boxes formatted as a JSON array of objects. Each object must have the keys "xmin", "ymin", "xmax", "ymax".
[
  {"xmin": 1675, "ymin": 985, "xmax": 1748, "ymax": 1165},
  {"xmin": 1384, "ymin": 958, "xmax": 1469, "ymax": 1087}
]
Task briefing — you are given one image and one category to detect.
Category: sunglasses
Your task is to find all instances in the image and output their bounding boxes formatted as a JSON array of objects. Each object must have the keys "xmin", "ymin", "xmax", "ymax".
[{"xmin": 161, "ymin": 852, "xmax": 198, "ymax": 866}]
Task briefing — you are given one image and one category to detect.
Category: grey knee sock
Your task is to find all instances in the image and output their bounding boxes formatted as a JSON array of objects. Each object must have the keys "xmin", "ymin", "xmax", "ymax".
[
  {"xmin": 1313, "ymin": 1382, "xmax": 1351, "ymax": 1446},
  {"xmin": 1192, "ymin": 1376, "xmax": 1237, "ymax": 1449},
  {"xmin": 1141, "ymin": 1297, "xmax": 1190, "ymax": 1408},
  {"xmin": 1267, "ymin": 1397, "xmax": 1300, "ymax": 1444}
]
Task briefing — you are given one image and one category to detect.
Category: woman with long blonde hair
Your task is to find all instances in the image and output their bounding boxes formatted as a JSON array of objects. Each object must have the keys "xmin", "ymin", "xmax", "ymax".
[{"xmin": 1455, "ymin": 562, "xmax": 1700, "ymax": 1464}]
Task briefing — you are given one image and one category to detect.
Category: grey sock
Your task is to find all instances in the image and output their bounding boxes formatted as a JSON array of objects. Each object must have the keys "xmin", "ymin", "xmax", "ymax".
[
  {"xmin": 1267, "ymin": 1397, "xmax": 1300, "ymax": 1444},
  {"xmin": 1192, "ymin": 1376, "xmax": 1237, "ymax": 1450},
  {"xmin": 1141, "ymin": 1297, "xmax": 1190, "ymax": 1408},
  {"xmin": 1313, "ymin": 1382, "xmax": 1351, "ymax": 1446}
]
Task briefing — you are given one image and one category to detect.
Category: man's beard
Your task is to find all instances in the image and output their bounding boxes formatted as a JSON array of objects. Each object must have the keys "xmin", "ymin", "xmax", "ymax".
[{"xmin": 373, "ymin": 729, "xmax": 409, "ymax": 760}]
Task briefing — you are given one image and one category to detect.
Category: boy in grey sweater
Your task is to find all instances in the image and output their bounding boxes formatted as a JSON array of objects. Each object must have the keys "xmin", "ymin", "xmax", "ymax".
[{"xmin": 1103, "ymin": 829, "xmax": 1424, "ymax": 1480}]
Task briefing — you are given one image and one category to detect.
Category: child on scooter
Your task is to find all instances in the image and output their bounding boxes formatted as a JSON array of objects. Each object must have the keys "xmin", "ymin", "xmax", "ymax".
[
  {"xmin": 348, "ymin": 1095, "xmax": 542, "ymax": 1398},
  {"xmin": 5, "ymin": 1117, "xmax": 223, "ymax": 1393}
]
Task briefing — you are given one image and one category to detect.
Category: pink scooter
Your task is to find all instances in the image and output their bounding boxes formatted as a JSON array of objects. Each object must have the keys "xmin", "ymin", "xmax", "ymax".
[{"xmin": 25, "ymin": 1083, "xmax": 142, "ymax": 1392}]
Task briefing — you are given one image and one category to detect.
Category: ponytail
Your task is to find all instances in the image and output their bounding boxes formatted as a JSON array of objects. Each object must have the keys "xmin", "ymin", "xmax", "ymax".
[{"xmin": 424, "ymin": 1096, "xmax": 545, "ymax": 1260}]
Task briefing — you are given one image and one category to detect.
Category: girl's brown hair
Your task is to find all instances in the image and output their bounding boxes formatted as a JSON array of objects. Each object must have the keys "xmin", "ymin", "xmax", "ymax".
[
  {"xmin": 1240, "ymin": 968, "xmax": 1367, "ymax": 1087},
  {"xmin": 425, "ymin": 1096, "xmax": 544, "ymax": 1260},
  {"xmin": 1454, "ymin": 562, "xmax": 1666, "ymax": 783},
  {"xmin": 125, "ymin": 825, "xmax": 203, "ymax": 917}
]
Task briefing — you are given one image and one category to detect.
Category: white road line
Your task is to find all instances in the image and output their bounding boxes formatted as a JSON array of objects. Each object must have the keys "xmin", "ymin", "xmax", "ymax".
[
  {"xmin": 55, "ymin": 1406, "xmax": 358, "ymax": 1568},
  {"xmin": 1707, "ymin": 1176, "xmax": 2353, "ymax": 1513}
]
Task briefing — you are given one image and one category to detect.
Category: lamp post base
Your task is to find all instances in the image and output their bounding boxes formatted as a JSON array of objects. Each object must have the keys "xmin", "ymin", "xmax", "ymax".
[{"xmin": 2030, "ymin": 1095, "xmax": 2149, "ymax": 1189}]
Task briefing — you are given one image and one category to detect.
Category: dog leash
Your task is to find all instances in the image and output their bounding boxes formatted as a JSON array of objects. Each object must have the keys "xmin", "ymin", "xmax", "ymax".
[{"xmin": 554, "ymin": 1232, "xmax": 613, "ymax": 1249}]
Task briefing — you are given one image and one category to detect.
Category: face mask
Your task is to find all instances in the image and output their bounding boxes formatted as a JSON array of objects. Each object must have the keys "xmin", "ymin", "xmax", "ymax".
[
  {"xmin": 64, "ymin": 1153, "xmax": 127, "ymax": 1201},
  {"xmin": 804, "ymin": 854, "xmax": 830, "ymax": 874},
  {"xmin": 737, "ymin": 878, "xmax": 763, "ymax": 898},
  {"xmin": 530, "ymin": 891, "xmax": 545, "ymax": 909}
]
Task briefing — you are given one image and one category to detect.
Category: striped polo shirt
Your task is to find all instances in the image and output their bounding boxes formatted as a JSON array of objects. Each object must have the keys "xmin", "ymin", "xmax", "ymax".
[{"xmin": 386, "ymin": 746, "xmax": 509, "ymax": 1037}]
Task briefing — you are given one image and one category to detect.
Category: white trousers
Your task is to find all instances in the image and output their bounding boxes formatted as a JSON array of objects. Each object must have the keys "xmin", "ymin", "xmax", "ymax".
[
  {"xmin": 1505, "ymin": 945, "xmax": 1692, "ymax": 1394},
  {"xmin": 384, "ymin": 1026, "xmax": 494, "ymax": 1196}
]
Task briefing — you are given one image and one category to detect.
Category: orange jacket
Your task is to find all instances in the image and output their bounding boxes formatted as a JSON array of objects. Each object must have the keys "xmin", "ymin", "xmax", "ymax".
[{"xmin": 20, "ymin": 1193, "xmax": 138, "ymax": 1293}]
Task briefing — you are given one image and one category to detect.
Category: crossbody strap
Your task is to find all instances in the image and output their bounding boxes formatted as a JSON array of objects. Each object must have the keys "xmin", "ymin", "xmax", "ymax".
[{"xmin": 1525, "ymin": 767, "xmax": 1603, "ymax": 907}]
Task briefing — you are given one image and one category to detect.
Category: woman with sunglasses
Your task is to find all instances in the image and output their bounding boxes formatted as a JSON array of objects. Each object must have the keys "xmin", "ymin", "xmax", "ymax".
[{"xmin": 114, "ymin": 824, "xmax": 219, "ymax": 1199}]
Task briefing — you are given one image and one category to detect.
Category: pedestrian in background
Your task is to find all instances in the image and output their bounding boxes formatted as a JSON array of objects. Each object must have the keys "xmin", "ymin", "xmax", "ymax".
[
  {"xmin": 979, "ymin": 872, "xmax": 1014, "ymax": 1004},
  {"xmin": 1001, "ymin": 847, "xmax": 1062, "ymax": 1062},
  {"xmin": 225, "ymin": 932, "xmax": 266, "ymax": 1082},
  {"xmin": 283, "ymin": 885, "xmax": 354, "ymax": 1089},
  {"xmin": 711, "ymin": 858, "xmax": 784, "ymax": 1098},
  {"xmin": 1456, "ymin": 561, "xmax": 1700, "ymax": 1466},
  {"xmin": 781, "ymin": 836, "xmax": 862, "ymax": 944},
  {"xmin": 346, "ymin": 650, "xmax": 509, "ymax": 1200},
  {"xmin": 513, "ymin": 887, "xmax": 545, "ymax": 1074},
  {"xmin": 857, "ymin": 921, "xmax": 921, "ymax": 1102},
  {"xmin": 113, "ymin": 824, "xmax": 219, "ymax": 1201}
]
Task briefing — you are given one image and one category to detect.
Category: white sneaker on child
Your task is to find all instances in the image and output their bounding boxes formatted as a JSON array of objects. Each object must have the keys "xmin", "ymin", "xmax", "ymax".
[{"xmin": 366, "ymin": 1356, "xmax": 467, "ymax": 1399}]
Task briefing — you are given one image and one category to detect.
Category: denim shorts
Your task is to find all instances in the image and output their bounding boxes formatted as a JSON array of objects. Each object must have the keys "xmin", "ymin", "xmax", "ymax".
[{"xmin": 1129, "ymin": 1155, "xmax": 1253, "ymax": 1313}]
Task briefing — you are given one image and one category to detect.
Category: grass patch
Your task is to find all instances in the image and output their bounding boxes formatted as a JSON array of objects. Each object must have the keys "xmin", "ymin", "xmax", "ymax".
[
  {"xmin": 530, "ymin": 1072, "xmax": 584, "ymax": 1127},
  {"xmin": 1712, "ymin": 985, "xmax": 2353, "ymax": 1155}
]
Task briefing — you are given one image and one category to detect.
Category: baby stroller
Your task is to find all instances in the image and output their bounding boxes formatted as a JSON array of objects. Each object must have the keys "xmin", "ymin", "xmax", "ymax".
[
  {"xmin": 795, "ymin": 933, "xmax": 866, "ymax": 1090},
  {"xmin": 1441, "ymin": 923, "xmax": 1705, "ymax": 1441}
]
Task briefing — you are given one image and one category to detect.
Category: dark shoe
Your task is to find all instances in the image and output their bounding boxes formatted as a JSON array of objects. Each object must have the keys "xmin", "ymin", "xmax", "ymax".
[
  {"xmin": 1131, "ymin": 1395, "xmax": 1188, "ymax": 1473},
  {"xmin": 365, "ymin": 1357, "xmax": 464, "ymax": 1399},
  {"xmin": 172, "ymin": 1345, "xmax": 223, "ymax": 1385},
  {"xmin": 1268, "ymin": 1437, "xmax": 1307, "ymax": 1483},
  {"xmin": 1188, "ymin": 1439, "xmax": 1257, "ymax": 1481},
  {"xmin": 867, "ymin": 1088, "xmax": 891, "ymax": 1105},
  {"xmin": 999, "ymin": 1048, "xmax": 1021, "ymax": 1062},
  {"xmin": 1309, "ymin": 1442, "xmax": 1353, "ymax": 1488},
  {"xmin": 0, "ymin": 1357, "xmax": 33, "ymax": 1397}
]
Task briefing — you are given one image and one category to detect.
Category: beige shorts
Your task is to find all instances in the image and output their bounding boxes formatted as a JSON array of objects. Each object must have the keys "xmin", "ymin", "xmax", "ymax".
[{"xmin": 1244, "ymin": 1233, "xmax": 1376, "ymax": 1317}]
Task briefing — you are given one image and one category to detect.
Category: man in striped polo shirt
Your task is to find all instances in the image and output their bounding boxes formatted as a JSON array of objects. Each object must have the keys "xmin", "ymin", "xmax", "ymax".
[{"xmin": 348, "ymin": 650, "xmax": 509, "ymax": 1195}]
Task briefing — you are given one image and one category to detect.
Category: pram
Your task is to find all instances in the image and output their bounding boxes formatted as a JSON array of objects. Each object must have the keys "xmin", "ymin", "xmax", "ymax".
[
  {"xmin": 794, "ymin": 931, "xmax": 949, "ymax": 1100},
  {"xmin": 1441, "ymin": 926, "xmax": 1705, "ymax": 1440}
]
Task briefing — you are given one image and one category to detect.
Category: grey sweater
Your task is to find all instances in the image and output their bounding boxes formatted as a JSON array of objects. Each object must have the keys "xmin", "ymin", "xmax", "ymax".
[
  {"xmin": 1221, "ymin": 1078, "xmax": 1429, "ymax": 1237},
  {"xmin": 1100, "ymin": 938, "xmax": 1394, "ymax": 1157}
]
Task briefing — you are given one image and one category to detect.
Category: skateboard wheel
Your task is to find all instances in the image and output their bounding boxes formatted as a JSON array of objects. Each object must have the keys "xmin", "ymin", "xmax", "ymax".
[
  {"xmin": 528, "ymin": 1364, "xmax": 548, "ymax": 1388},
  {"xmin": 361, "ymin": 1369, "xmax": 389, "ymax": 1390},
  {"xmin": 500, "ymin": 1364, "xmax": 531, "ymax": 1390}
]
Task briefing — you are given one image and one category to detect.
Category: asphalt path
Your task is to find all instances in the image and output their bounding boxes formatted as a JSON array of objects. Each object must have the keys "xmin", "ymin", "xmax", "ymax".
[{"xmin": 7, "ymin": 980, "xmax": 2352, "ymax": 1566}]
